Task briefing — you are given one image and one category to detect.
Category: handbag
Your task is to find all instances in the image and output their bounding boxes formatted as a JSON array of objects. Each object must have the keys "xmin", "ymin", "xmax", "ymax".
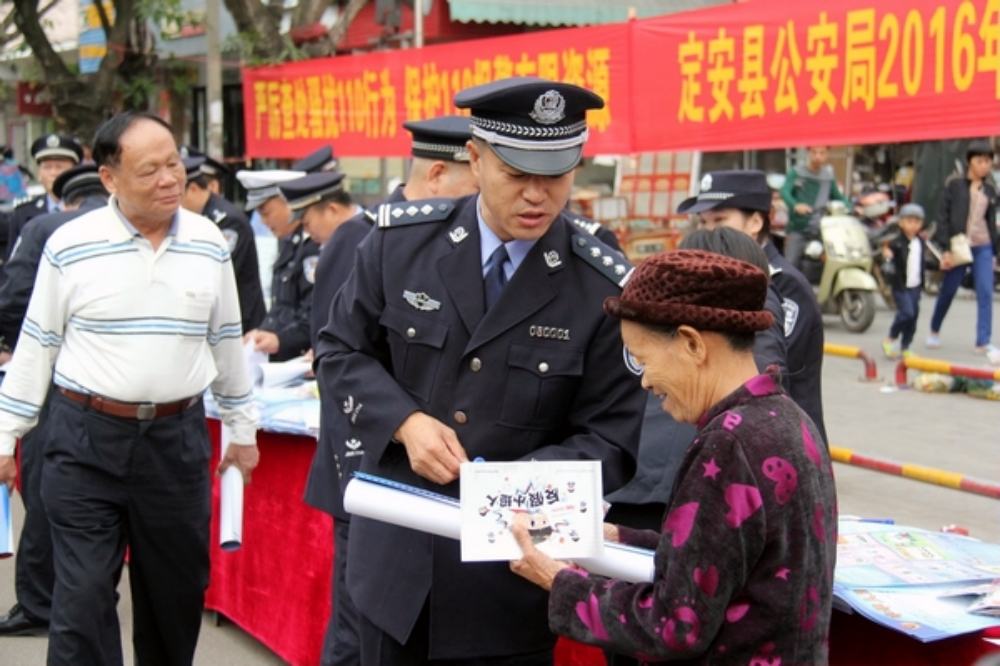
[{"xmin": 950, "ymin": 233, "xmax": 973, "ymax": 266}]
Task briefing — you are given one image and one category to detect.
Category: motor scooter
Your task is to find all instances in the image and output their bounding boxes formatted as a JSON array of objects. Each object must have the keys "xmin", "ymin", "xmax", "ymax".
[{"xmin": 798, "ymin": 201, "xmax": 880, "ymax": 332}]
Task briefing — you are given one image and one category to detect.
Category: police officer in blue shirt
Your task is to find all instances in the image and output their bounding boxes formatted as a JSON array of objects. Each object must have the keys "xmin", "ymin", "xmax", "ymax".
[
  {"xmin": 315, "ymin": 77, "xmax": 644, "ymax": 665},
  {"xmin": 237, "ymin": 169, "xmax": 318, "ymax": 362},
  {"xmin": 181, "ymin": 156, "xmax": 266, "ymax": 333}
]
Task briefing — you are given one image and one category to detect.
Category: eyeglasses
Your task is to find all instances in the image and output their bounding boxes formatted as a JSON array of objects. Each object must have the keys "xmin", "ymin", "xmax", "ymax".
[{"xmin": 622, "ymin": 346, "xmax": 644, "ymax": 376}]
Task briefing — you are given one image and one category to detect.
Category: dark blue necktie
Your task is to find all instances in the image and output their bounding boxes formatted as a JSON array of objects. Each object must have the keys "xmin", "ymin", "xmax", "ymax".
[{"xmin": 483, "ymin": 244, "xmax": 509, "ymax": 310}]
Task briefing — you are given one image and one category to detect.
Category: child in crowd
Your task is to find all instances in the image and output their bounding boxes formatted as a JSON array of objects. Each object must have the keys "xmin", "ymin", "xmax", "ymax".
[{"xmin": 882, "ymin": 203, "xmax": 926, "ymax": 359}]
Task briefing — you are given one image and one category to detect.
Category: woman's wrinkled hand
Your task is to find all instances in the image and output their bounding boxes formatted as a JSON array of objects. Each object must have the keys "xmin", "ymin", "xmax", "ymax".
[{"xmin": 509, "ymin": 514, "xmax": 569, "ymax": 591}]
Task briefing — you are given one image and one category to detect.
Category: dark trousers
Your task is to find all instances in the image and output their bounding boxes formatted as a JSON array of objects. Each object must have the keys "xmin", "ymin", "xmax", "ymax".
[
  {"xmin": 40, "ymin": 390, "xmax": 211, "ymax": 666},
  {"xmin": 783, "ymin": 231, "xmax": 807, "ymax": 272},
  {"xmin": 14, "ymin": 405, "xmax": 54, "ymax": 623},
  {"xmin": 930, "ymin": 244, "xmax": 995, "ymax": 346},
  {"xmin": 320, "ymin": 519, "xmax": 361, "ymax": 666},
  {"xmin": 889, "ymin": 286, "xmax": 922, "ymax": 350},
  {"xmin": 359, "ymin": 602, "xmax": 554, "ymax": 666}
]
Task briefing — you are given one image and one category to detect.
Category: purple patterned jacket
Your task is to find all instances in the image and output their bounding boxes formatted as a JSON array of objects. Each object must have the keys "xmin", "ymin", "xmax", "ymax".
[{"xmin": 549, "ymin": 373, "xmax": 838, "ymax": 664}]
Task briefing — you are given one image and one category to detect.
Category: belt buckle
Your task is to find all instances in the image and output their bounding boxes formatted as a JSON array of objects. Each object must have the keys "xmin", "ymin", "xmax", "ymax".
[{"xmin": 136, "ymin": 403, "xmax": 157, "ymax": 420}]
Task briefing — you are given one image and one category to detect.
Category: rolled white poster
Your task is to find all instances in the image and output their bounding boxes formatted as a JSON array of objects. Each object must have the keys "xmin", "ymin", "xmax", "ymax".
[
  {"xmin": 343, "ymin": 475, "xmax": 461, "ymax": 540},
  {"xmin": 0, "ymin": 485, "xmax": 12, "ymax": 558},
  {"xmin": 343, "ymin": 475, "xmax": 656, "ymax": 582},
  {"xmin": 219, "ymin": 425, "xmax": 244, "ymax": 551},
  {"xmin": 256, "ymin": 361, "xmax": 312, "ymax": 388}
]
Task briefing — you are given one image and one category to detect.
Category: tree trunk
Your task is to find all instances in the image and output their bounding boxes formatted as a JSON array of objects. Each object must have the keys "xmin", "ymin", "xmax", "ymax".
[
  {"xmin": 328, "ymin": 0, "xmax": 368, "ymax": 50},
  {"xmin": 221, "ymin": 0, "xmax": 287, "ymax": 62},
  {"xmin": 13, "ymin": 0, "xmax": 135, "ymax": 143},
  {"xmin": 292, "ymin": 0, "xmax": 330, "ymax": 29}
]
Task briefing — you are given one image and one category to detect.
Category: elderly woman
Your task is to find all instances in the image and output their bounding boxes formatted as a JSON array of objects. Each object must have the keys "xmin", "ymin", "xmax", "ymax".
[{"xmin": 510, "ymin": 250, "xmax": 837, "ymax": 664}]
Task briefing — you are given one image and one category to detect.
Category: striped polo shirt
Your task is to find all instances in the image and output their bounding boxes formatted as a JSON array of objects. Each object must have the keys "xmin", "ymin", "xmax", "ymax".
[{"xmin": 0, "ymin": 196, "xmax": 258, "ymax": 455}]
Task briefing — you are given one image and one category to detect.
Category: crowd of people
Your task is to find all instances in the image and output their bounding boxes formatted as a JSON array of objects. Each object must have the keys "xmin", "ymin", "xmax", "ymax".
[{"xmin": 0, "ymin": 75, "xmax": 990, "ymax": 666}]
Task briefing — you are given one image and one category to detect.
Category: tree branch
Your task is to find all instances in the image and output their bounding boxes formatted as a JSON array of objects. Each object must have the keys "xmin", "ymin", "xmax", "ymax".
[
  {"xmin": 221, "ymin": 0, "xmax": 286, "ymax": 60},
  {"xmin": 12, "ymin": 0, "xmax": 74, "ymax": 80},
  {"xmin": 328, "ymin": 0, "xmax": 367, "ymax": 50}
]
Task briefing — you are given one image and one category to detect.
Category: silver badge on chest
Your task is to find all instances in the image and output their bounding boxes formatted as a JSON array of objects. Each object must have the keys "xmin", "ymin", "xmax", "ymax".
[
  {"xmin": 544, "ymin": 251, "xmax": 562, "ymax": 268},
  {"xmin": 404, "ymin": 290, "xmax": 442, "ymax": 312},
  {"xmin": 449, "ymin": 227, "xmax": 469, "ymax": 244}
]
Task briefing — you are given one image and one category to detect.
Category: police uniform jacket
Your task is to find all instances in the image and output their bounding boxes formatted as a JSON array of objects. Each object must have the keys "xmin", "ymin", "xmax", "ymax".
[
  {"xmin": 303, "ymin": 188, "xmax": 404, "ymax": 520},
  {"xmin": 314, "ymin": 194, "xmax": 644, "ymax": 658},
  {"xmin": 0, "ymin": 197, "xmax": 107, "ymax": 349},
  {"xmin": 765, "ymin": 242, "xmax": 827, "ymax": 443},
  {"xmin": 6, "ymin": 194, "xmax": 52, "ymax": 262},
  {"xmin": 260, "ymin": 224, "xmax": 319, "ymax": 362},
  {"xmin": 201, "ymin": 193, "xmax": 267, "ymax": 333}
]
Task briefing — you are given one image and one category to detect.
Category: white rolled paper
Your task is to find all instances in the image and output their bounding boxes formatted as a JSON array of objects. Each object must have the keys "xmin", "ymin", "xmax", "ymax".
[
  {"xmin": 344, "ymin": 477, "xmax": 461, "ymax": 540},
  {"xmin": 343, "ymin": 476, "xmax": 656, "ymax": 582},
  {"xmin": 578, "ymin": 543, "xmax": 655, "ymax": 583},
  {"xmin": 255, "ymin": 361, "xmax": 312, "ymax": 389},
  {"xmin": 219, "ymin": 425, "xmax": 244, "ymax": 551},
  {"xmin": 0, "ymin": 485, "xmax": 12, "ymax": 558}
]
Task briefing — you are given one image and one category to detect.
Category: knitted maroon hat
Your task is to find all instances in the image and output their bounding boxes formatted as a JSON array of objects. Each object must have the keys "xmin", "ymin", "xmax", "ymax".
[{"xmin": 604, "ymin": 250, "xmax": 774, "ymax": 334}]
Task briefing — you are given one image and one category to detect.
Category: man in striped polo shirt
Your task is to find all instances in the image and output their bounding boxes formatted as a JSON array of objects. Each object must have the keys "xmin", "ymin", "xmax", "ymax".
[{"xmin": 0, "ymin": 111, "xmax": 259, "ymax": 666}]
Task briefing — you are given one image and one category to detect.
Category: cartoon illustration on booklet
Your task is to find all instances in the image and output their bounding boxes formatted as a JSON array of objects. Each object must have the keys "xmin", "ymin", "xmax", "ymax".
[{"xmin": 459, "ymin": 460, "xmax": 603, "ymax": 562}]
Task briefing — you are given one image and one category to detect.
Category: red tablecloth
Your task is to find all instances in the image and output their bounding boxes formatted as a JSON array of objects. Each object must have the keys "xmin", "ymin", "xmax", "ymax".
[{"xmin": 204, "ymin": 422, "xmax": 999, "ymax": 666}]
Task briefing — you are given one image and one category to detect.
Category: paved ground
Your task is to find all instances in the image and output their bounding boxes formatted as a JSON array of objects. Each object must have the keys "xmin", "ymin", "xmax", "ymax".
[{"xmin": 0, "ymin": 287, "xmax": 997, "ymax": 664}]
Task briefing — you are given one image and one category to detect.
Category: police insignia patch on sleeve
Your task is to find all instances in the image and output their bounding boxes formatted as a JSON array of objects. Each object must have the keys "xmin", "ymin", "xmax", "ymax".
[
  {"xmin": 376, "ymin": 198, "xmax": 455, "ymax": 229},
  {"xmin": 221, "ymin": 228, "xmax": 238, "ymax": 253},
  {"xmin": 571, "ymin": 233, "xmax": 633, "ymax": 288},
  {"xmin": 781, "ymin": 298, "xmax": 800, "ymax": 337},
  {"xmin": 303, "ymin": 256, "xmax": 319, "ymax": 284}
]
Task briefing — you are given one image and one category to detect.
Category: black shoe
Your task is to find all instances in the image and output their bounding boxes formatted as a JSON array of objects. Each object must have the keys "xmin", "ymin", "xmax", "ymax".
[{"xmin": 0, "ymin": 603, "xmax": 49, "ymax": 636}]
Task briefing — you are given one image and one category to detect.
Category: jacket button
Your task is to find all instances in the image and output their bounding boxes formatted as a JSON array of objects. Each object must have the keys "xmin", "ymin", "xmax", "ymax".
[
  {"xmin": 454, "ymin": 411, "xmax": 468, "ymax": 424},
  {"xmin": 282, "ymin": 276, "xmax": 289, "ymax": 282},
  {"xmin": 538, "ymin": 362, "xmax": 549, "ymax": 374},
  {"xmin": 407, "ymin": 328, "xmax": 416, "ymax": 338},
  {"xmin": 470, "ymin": 358, "xmax": 482, "ymax": 372}
]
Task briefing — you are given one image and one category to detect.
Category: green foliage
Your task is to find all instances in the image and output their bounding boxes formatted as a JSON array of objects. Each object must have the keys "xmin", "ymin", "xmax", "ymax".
[{"xmin": 223, "ymin": 31, "xmax": 309, "ymax": 67}]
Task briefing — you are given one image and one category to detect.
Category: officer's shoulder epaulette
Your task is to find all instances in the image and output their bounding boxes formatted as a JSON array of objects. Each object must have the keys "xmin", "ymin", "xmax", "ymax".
[
  {"xmin": 375, "ymin": 198, "xmax": 455, "ymax": 229},
  {"xmin": 11, "ymin": 195, "xmax": 29, "ymax": 208},
  {"xmin": 571, "ymin": 232, "xmax": 633, "ymax": 288},
  {"xmin": 572, "ymin": 217, "xmax": 603, "ymax": 236}
]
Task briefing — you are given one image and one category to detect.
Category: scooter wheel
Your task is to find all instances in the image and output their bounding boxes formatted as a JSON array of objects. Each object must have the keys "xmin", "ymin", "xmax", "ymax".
[{"xmin": 840, "ymin": 290, "xmax": 876, "ymax": 333}]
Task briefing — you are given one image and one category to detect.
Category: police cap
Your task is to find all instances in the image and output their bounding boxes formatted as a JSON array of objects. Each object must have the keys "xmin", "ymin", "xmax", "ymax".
[
  {"xmin": 453, "ymin": 77, "xmax": 603, "ymax": 177},
  {"xmin": 31, "ymin": 134, "xmax": 83, "ymax": 164},
  {"xmin": 236, "ymin": 169, "xmax": 307, "ymax": 210},
  {"xmin": 677, "ymin": 170, "xmax": 772, "ymax": 215},
  {"xmin": 402, "ymin": 116, "xmax": 472, "ymax": 163},
  {"xmin": 292, "ymin": 146, "xmax": 338, "ymax": 174},
  {"xmin": 52, "ymin": 163, "xmax": 102, "ymax": 201},
  {"xmin": 183, "ymin": 156, "xmax": 207, "ymax": 183},
  {"xmin": 279, "ymin": 172, "xmax": 347, "ymax": 221},
  {"xmin": 179, "ymin": 145, "xmax": 229, "ymax": 178}
]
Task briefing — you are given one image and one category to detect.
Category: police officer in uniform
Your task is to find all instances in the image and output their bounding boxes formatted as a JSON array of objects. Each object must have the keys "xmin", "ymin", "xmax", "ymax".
[
  {"xmin": 292, "ymin": 145, "xmax": 339, "ymax": 174},
  {"xmin": 179, "ymin": 145, "xmax": 229, "ymax": 195},
  {"xmin": 5, "ymin": 134, "xmax": 84, "ymax": 263},
  {"xmin": 279, "ymin": 171, "xmax": 360, "ymax": 249},
  {"xmin": 0, "ymin": 164, "xmax": 110, "ymax": 637},
  {"xmin": 182, "ymin": 156, "xmax": 266, "ymax": 333},
  {"xmin": 303, "ymin": 115, "xmax": 479, "ymax": 666},
  {"xmin": 681, "ymin": 169, "xmax": 826, "ymax": 442},
  {"xmin": 237, "ymin": 169, "xmax": 319, "ymax": 361},
  {"xmin": 315, "ymin": 77, "xmax": 644, "ymax": 665}
]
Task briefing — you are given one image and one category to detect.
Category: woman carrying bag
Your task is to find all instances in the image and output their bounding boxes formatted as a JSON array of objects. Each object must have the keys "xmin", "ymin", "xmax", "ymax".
[{"xmin": 926, "ymin": 140, "xmax": 998, "ymax": 356}]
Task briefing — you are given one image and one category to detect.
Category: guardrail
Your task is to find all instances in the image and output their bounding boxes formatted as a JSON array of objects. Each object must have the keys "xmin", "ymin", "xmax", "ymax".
[
  {"xmin": 830, "ymin": 446, "xmax": 1000, "ymax": 500},
  {"xmin": 823, "ymin": 343, "xmax": 879, "ymax": 381},
  {"xmin": 894, "ymin": 356, "xmax": 1000, "ymax": 388}
]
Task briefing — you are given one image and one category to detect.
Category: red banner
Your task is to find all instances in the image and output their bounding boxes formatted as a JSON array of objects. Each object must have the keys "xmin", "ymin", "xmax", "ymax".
[
  {"xmin": 633, "ymin": 0, "xmax": 1000, "ymax": 151},
  {"xmin": 243, "ymin": 0, "xmax": 1000, "ymax": 158},
  {"xmin": 243, "ymin": 24, "xmax": 631, "ymax": 159}
]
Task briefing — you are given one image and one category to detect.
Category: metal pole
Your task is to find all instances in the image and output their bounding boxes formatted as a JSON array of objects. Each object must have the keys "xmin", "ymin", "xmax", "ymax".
[
  {"xmin": 413, "ymin": 0, "xmax": 424, "ymax": 48},
  {"xmin": 205, "ymin": 0, "xmax": 224, "ymax": 160}
]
